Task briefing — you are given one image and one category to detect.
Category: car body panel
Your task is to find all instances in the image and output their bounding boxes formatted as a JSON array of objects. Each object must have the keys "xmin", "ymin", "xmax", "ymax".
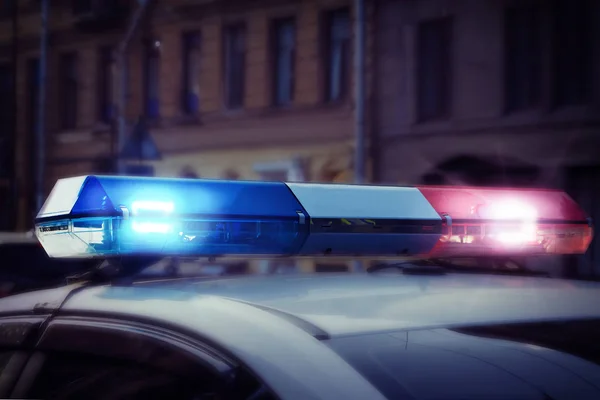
[
  {"xmin": 136, "ymin": 273, "xmax": 600, "ymax": 337},
  {"xmin": 2, "ymin": 273, "xmax": 600, "ymax": 399},
  {"xmin": 0, "ymin": 284, "xmax": 83, "ymax": 315},
  {"xmin": 59, "ymin": 286, "xmax": 387, "ymax": 400}
]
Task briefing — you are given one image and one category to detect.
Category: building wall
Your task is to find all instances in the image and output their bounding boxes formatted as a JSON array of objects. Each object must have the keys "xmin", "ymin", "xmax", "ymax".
[
  {"xmin": 375, "ymin": 0, "xmax": 600, "ymax": 184},
  {"xmin": 1, "ymin": 0, "xmax": 376, "ymax": 230},
  {"xmin": 374, "ymin": 0, "xmax": 600, "ymax": 276}
]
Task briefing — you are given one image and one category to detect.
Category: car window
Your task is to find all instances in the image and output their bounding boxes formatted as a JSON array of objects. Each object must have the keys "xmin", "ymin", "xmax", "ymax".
[
  {"xmin": 0, "ymin": 351, "xmax": 13, "ymax": 375},
  {"xmin": 325, "ymin": 319, "xmax": 600, "ymax": 400},
  {"xmin": 26, "ymin": 352, "xmax": 222, "ymax": 400},
  {"xmin": 0, "ymin": 351, "xmax": 19, "ymax": 398}
]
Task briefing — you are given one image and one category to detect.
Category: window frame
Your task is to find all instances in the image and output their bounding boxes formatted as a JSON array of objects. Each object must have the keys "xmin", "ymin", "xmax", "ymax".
[{"xmin": 9, "ymin": 315, "xmax": 239, "ymax": 398}]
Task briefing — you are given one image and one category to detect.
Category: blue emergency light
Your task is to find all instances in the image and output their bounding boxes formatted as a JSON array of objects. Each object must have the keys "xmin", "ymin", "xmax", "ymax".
[{"xmin": 34, "ymin": 175, "xmax": 593, "ymax": 259}]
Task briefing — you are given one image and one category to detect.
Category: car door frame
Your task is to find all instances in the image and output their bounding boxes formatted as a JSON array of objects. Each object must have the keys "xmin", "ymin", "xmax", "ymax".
[{"xmin": 9, "ymin": 314, "xmax": 245, "ymax": 399}]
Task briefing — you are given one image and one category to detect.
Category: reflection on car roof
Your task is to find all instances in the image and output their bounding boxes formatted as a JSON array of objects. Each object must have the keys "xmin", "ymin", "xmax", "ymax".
[{"xmin": 0, "ymin": 273, "xmax": 586, "ymax": 337}]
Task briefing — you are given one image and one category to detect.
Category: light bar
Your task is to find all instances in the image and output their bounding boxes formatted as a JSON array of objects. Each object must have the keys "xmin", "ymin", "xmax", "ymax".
[{"xmin": 35, "ymin": 176, "xmax": 593, "ymax": 259}]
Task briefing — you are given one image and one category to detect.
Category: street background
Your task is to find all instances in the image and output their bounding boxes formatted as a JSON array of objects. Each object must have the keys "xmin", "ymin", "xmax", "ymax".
[{"xmin": 0, "ymin": 0, "xmax": 598, "ymax": 278}]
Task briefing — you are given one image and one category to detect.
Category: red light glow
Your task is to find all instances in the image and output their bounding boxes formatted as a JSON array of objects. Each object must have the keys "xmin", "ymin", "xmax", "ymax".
[{"xmin": 417, "ymin": 186, "xmax": 593, "ymax": 257}]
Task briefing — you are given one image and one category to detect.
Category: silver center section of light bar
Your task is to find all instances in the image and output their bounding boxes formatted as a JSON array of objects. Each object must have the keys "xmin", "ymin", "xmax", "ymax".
[{"xmin": 285, "ymin": 183, "xmax": 441, "ymax": 220}]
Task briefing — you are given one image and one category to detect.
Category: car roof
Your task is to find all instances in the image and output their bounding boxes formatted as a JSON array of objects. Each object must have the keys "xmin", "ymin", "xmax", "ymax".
[
  {"xmin": 3, "ymin": 272, "xmax": 600, "ymax": 338},
  {"xmin": 130, "ymin": 273, "xmax": 600, "ymax": 336}
]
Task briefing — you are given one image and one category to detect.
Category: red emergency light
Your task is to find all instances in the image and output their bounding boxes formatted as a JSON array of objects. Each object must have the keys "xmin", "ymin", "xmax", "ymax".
[{"xmin": 417, "ymin": 186, "xmax": 593, "ymax": 257}]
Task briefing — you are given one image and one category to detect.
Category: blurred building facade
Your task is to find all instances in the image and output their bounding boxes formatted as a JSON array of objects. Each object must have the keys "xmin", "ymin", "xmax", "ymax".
[
  {"xmin": 2, "ymin": 0, "xmax": 599, "ymax": 277},
  {"xmin": 2, "ymin": 0, "xmax": 375, "ymax": 232},
  {"xmin": 0, "ymin": 2, "xmax": 17, "ymax": 231},
  {"xmin": 373, "ymin": 0, "xmax": 600, "ymax": 277}
]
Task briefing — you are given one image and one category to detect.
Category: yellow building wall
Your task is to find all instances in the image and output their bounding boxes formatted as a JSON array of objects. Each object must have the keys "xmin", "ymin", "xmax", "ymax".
[{"xmin": 150, "ymin": 141, "xmax": 356, "ymax": 182}]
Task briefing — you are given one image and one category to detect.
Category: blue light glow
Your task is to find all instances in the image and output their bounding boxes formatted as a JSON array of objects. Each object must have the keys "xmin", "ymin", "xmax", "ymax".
[
  {"xmin": 36, "ymin": 176, "xmax": 310, "ymax": 258},
  {"xmin": 130, "ymin": 200, "xmax": 175, "ymax": 234},
  {"xmin": 131, "ymin": 200, "xmax": 175, "ymax": 216},
  {"xmin": 132, "ymin": 221, "xmax": 174, "ymax": 234}
]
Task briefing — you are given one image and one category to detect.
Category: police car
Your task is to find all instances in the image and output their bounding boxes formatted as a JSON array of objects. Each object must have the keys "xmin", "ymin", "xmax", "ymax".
[{"xmin": 0, "ymin": 175, "xmax": 598, "ymax": 400}]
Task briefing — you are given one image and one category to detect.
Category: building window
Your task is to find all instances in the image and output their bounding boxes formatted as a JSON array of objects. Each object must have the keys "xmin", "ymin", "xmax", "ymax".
[
  {"xmin": 72, "ymin": 0, "xmax": 92, "ymax": 15},
  {"xmin": 0, "ymin": 63, "xmax": 12, "ymax": 183},
  {"xmin": 97, "ymin": 46, "xmax": 114, "ymax": 123},
  {"xmin": 553, "ymin": 0, "xmax": 593, "ymax": 107},
  {"xmin": 0, "ymin": 0, "xmax": 14, "ymax": 18},
  {"xmin": 0, "ymin": 64, "xmax": 11, "ymax": 133},
  {"xmin": 181, "ymin": 30, "xmax": 201, "ymax": 115},
  {"xmin": 504, "ymin": 6, "xmax": 542, "ymax": 113},
  {"xmin": 416, "ymin": 17, "xmax": 453, "ymax": 122},
  {"xmin": 323, "ymin": 8, "xmax": 350, "ymax": 102},
  {"xmin": 26, "ymin": 352, "xmax": 226, "ymax": 399},
  {"xmin": 27, "ymin": 58, "xmax": 39, "ymax": 135},
  {"xmin": 59, "ymin": 52, "xmax": 78, "ymax": 131},
  {"xmin": 143, "ymin": 38, "xmax": 160, "ymax": 119},
  {"xmin": 271, "ymin": 17, "xmax": 296, "ymax": 106},
  {"xmin": 26, "ymin": 58, "xmax": 39, "ymax": 218},
  {"xmin": 224, "ymin": 23, "xmax": 246, "ymax": 109}
]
